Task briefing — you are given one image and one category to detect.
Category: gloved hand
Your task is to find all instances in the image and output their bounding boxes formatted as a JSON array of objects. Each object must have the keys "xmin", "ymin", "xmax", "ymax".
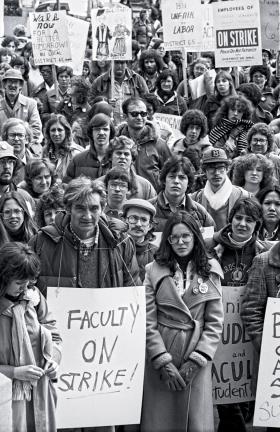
[
  {"xmin": 179, "ymin": 359, "xmax": 201, "ymax": 386},
  {"xmin": 160, "ymin": 362, "xmax": 186, "ymax": 391}
]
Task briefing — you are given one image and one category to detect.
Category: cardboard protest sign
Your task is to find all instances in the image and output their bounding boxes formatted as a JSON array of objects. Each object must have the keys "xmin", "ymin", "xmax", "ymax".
[
  {"xmin": 254, "ymin": 298, "xmax": 280, "ymax": 427},
  {"xmin": 91, "ymin": 6, "xmax": 132, "ymax": 61},
  {"xmin": 66, "ymin": 16, "xmax": 90, "ymax": 76},
  {"xmin": 0, "ymin": 0, "xmax": 3, "ymax": 38},
  {"xmin": 260, "ymin": 0, "xmax": 280, "ymax": 51},
  {"xmin": 212, "ymin": 286, "xmax": 254, "ymax": 404},
  {"xmin": 213, "ymin": 0, "xmax": 262, "ymax": 68},
  {"xmin": 202, "ymin": 4, "xmax": 215, "ymax": 51},
  {"xmin": 161, "ymin": 0, "xmax": 203, "ymax": 51},
  {"xmin": 154, "ymin": 113, "xmax": 184, "ymax": 145},
  {"xmin": 30, "ymin": 10, "xmax": 72, "ymax": 66},
  {"xmin": 47, "ymin": 286, "xmax": 146, "ymax": 429}
]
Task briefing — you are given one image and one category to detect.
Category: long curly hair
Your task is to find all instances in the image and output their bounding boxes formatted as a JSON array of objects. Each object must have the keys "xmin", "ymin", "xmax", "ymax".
[
  {"xmin": 139, "ymin": 49, "xmax": 164, "ymax": 73},
  {"xmin": 155, "ymin": 211, "xmax": 211, "ymax": 277},
  {"xmin": 232, "ymin": 153, "xmax": 274, "ymax": 189},
  {"xmin": 213, "ymin": 95, "xmax": 253, "ymax": 126}
]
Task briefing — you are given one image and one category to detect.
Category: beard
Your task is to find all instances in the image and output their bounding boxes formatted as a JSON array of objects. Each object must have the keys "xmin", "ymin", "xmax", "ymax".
[{"xmin": 0, "ymin": 176, "xmax": 12, "ymax": 185}]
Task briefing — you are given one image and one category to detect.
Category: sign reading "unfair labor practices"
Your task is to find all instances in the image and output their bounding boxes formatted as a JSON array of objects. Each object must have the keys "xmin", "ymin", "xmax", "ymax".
[
  {"xmin": 213, "ymin": 0, "xmax": 262, "ymax": 68},
  {"xmin": 47, "ymin": 286, "xmax": 146, "ymax": 429}
]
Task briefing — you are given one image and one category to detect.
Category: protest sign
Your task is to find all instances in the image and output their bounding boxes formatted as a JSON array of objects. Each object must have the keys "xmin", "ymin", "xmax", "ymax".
[
  {"xmin": 213, "ymin": 0, "xmax": 262, "ymax": 68},
  {"xmin": 47, "ymin": 286, "xmax": 146, "ymax": 429},
  {"xmin": 154, "ymin": 112, "xmax": 184, "ymax": 144},
  {"xmin": 91, "ymin": 6, "xmax": 132, "ymax": 61},
  {"xmin": 254, "ymin": 298, "xmax": 280, "ymax": 427},
  {"xmin": 202, "ymin": 4, "xmax": 215, "ymax": 51},
  {"xmin": 212, "ymin": 286, "xmax": 254, "ymax": 405},
  {"xmin": 29, "ymin": 10, "xmax": 72, "ymax": 66},
  {"xmin": 66, "ymin": 15, "xmax": 89, "ymax": 76},
  {"xmin": 67, "ymin": 0, "xmax": 89, "ymax": 17},
  {"xmin": 260, "ymin": 0, "xmax": 280, "ymax": 51},
  {"xmin": 161, "ymin": 0, "xmax": 203, "ymax": 51},
  {"xmin": 189, "ymin": 69, "xmax": 216, "ymax": 100},
  {"xmin": 0, "ymin": 0, "xmax": 3, "ymax": 38}
]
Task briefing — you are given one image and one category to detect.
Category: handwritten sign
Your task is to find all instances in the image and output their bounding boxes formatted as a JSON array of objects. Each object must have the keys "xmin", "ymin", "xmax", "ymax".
[
  {"xmin": 202, "ymin": 4, "xmax": 215, "ymax": 51},
  {"xmin": 161, "ymin": 0, "xmax": 203, "ymax": 51},
  {"xmin": 260, "ymin": 0, "xmax": 280, "ymax": 51},
  {"xmin": 213, "ymin": 0, "xmax": 262, "ymax": 68},
  {"xmin": 91, "ymin": 6, "xmax": 132, "ymax": 61},
  {"xmin": 212, "ymin": 286, "xmax": 254, "ymax": 404},
  {"xmin": 66, "ymin": 16, "xmax": 90, "ymax": 76},
  {"xmin": 254, "ymin": 298, "xmax": 280, "ymax": 427},
  {"xmin": 30, "ymin": 10, "xmax": 72, "ymax": 66},
  {"xmin": 47, "ymin": 286, "xmax": 146, "ymax": 429}
]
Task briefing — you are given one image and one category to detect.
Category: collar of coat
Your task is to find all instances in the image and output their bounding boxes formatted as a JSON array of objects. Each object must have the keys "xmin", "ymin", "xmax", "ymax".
[
  {"xmin": 117, "ymin": 120, "xmax": 158, "ymax": 145},
  {"xmin": 268, "ymin": 241, "xmax": 280, "ymax": 268}
]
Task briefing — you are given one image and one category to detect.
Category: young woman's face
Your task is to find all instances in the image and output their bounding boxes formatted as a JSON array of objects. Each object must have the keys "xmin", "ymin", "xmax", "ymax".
[
  {"xmin": 49, "ymin": 122, "xmax": 66, "ymax": 146},
  {"xmin": 227, "ymin": 103, "xmax": 244, "ymax": 121},
  {"xmin": 244, "ymin": 162, "xmax": 263, "ymax": 185},
  {"xmin": 216, "ymin": 77, "xmax": 230, "ymax": 96},
  {"xmin": 0, "ymin": 54, "xmax": 12, "ymax": 64},
  {"xmin": 2, "ymin": 198, "xmax": 24, "ymax": 233},
  {"xmin": 5, "ymin": 279, "xmax": 29, "ymax": 298},
  {"xmin": 250, "ymin": 133, "xmax": 268, "ymax": 154},
  {"xmin": 252, "ymin": 72, "xmax": 266, "ymax": 90},
  {"xmin": 31, "ymin": 167, "xmax": 52, "ymax": 195},
  {"xmin": 169, "ymin": 223, "xmax": 194, "ymax": 257},
  {"xmin": 156, "ymin": 43, "xmax": 166, "ymax": 58},
  {"xmin": 231, "ymin": 210, "xmax": 257, "ymax": 242},
  {"xmin": 262, "ymin": 191, "xmax": 280, "ymax": 225},
  {"xmin": 160, "ymin": 75, "xmax": 173, "ymax": 92}
]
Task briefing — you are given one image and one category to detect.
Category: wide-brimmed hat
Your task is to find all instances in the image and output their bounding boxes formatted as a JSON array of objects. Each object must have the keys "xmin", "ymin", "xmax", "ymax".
[{"xmin": 2, "ymin": 69, "xmax": 24, "ymax": 83}]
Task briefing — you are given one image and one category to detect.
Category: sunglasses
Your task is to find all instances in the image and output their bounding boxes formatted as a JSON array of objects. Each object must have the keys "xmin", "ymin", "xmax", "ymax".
[{"xmin": 128, "ymin": 111, "xmax": 147, "ymax": 118}]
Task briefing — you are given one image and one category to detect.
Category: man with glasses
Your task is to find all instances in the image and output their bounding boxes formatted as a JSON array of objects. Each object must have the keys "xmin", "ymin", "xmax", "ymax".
[
  {"xmin": 0, "ymin": 69, "xmax": 42, "ymax": 156},
  {"xmin": 104, "ymin": 166, "xmax": 131, "ymax": 219},
  {"xmin": 2, "ymin": 118, "xmax": 35, "ymax": 184},
  {"xmin": 0, "ymin": 141, "xmax": 35, "ymax": 214},
  {"xmin": 123, "ymin": 198, "xmax": 157, "ymax": 282},
  {"xmin": 117, "ymin": 96, "xmax": 171, "ymax": 192},
  {"xmin": 192, "ymin": 148, "xmax": 249, "ymax": 230}
]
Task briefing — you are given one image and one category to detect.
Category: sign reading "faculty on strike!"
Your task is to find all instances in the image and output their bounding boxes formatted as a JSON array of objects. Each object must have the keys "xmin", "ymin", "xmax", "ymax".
[
  {"xmin": 30, "ymin": 10, "xmax": 72, "ymax": 66},
  {"xmin": 47, "ymin": 286, "xmax": 146, "ymax": 429},
  {"xmin": 212, "ymin": 286, "xmax": 254, "ymax": 405},
  {"xmin": 212, "ymin": 0, "xmax": 262, "ymax": 68}
]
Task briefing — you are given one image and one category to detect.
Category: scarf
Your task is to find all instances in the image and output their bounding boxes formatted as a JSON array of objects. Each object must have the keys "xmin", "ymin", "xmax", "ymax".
[
  {"xmin": 204, "ymin": 176, "xmax": 233, "ymax": 210},
  {"xmin": 3, "ymin": 300, "xmax": 53, "ymax": 401}
]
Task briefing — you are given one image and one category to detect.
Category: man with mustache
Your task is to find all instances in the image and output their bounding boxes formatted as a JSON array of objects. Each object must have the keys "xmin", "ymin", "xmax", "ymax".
[
  {"xmin": 0, "ymin": 141, "xmax": 35, "ymax": 214},
  {"xmin": 138, "ymin": 49, "xmax": 164, "ymax": 92},
  {"xmin": 123, "ymin": 198, "xmax": 157, "ymax": 282},
  {"xmin": 0, "ymin": 69, "xmax": 42, "ymax": 156},
  {"xmin": 191, "ymin": 148, "xmax": 249, "ymax": 230}
]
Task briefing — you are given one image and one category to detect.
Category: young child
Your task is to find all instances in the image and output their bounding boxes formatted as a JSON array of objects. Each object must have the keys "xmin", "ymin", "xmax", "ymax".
[{"xmin": 0, "ymin": 242, "xmax": 62, "ymax": 432}]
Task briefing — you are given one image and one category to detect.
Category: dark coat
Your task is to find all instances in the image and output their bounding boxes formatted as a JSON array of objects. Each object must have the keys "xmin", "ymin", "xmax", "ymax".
[
  {"xmin": 29, "ymin": 213, "xmax": 141, "ymax": 296},
  {"xmin": 63, "ymin": 146, "xmax": 111, "ymax": 183},
  {"xmin": 150, "ymin": 191, "xmax": 215, "ymax": 232}
]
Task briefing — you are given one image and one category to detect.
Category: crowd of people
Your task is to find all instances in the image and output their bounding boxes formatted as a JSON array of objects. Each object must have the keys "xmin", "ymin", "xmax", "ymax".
[{"xmin": 1, "ymin": 1, "xmax": 280, "ymax": 431}]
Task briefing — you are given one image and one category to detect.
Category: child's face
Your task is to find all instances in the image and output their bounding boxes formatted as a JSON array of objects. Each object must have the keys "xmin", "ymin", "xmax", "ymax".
[{"xmin": 6, "ymin": 279, "xmax": 29, "ymax": 297}]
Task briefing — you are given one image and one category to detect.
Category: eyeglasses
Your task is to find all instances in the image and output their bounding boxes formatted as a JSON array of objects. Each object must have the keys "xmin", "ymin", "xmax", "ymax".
[
  {"xmin": 251, "ymin": 138, "xmax": 267, "ymax": 144},
  {"xmin": 168, "ymin": 233, "xmax": 193, "ymax": 244},
  {"xmin": 127, "ymin": 215, "xmax": 150, "ymax": 226},
  {"xmin": 0, "ymin": 158, "xmax": 15, "ymax": 166},
  {"xmin": 108, "ymin": 182, "xmax": 128, "ymax": 191},
  {"xmin": 1, "ymin": 208, "xmax": 23, "ymax": 219},
  {"xmin": 8, "ymin": 133, "xmax": 25, "ymax": 139},
  {"xmin": 128, "ymin": 111, "xmax": 147, "ymax": 118}
]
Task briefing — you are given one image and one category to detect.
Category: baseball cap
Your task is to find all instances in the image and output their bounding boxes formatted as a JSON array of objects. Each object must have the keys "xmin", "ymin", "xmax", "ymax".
[
  {"xmin": 0, "ymin": 141, "xmax": 17, "ymax": 160},
  {"xmin": 123, "ymin": 199, "xmax": 156, "ymax": 218},
  {"xmin": 202, "ymin": 148, "xmax": 230, "ymax": 165}
]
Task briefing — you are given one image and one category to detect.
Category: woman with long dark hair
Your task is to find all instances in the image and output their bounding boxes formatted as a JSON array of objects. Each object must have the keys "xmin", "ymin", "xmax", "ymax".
[{"xmin": 141, "ymin": 211, "xmax": 223, "ymax": 432}]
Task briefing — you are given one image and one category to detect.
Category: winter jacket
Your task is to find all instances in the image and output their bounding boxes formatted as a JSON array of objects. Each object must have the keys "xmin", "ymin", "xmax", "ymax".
[
  {"xmin": 29, "ymin": 213, "xmax": 141, "ymax": 296},
  {"xmin": 117, "ymin": 121, "xmax": 171, "ymax": 192},
  {"xmin": 0, "ymin": 94, "xmax": 42, "ymax": 143},
  {"xmin": 141, "ymin": 258, "xmax": 223, "ymax": 432},
  {"xmin": 154, "ymin": 90, "xmax": 187, "ymax": 116},
  {"xmin": 150, "ymin": 191, "xmax": 216, "ymax": 232},
  {"xmin": 63, "ymin": 145, "xmax": 111, "ymax": 183},
  {"xmin": 134, "ymin": 239, "xmax": 157, "ymax": 282}
]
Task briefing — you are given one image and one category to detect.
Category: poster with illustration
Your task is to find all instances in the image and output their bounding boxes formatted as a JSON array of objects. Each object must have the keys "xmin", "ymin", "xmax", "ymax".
[{"xmin": 91, "ymin": 5, "xmax": 132, "ymax": 61}]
